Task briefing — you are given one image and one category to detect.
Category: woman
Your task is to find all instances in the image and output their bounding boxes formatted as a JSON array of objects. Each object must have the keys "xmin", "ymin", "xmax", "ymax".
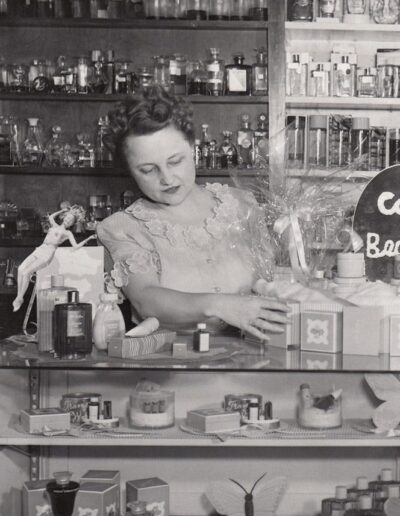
[
  {"xmin": 13, "ymin": 205, "xmax": 96, "ymax": 312},
  {"xmin": 97, "ymin": 86, "xmax": 289, "ymax": 339}
]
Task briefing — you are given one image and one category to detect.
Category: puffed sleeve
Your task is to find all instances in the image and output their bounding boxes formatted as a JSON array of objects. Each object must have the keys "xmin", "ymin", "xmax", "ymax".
[{"xmin": 96, "ymin": 212, "xmax": 161, "ymax": 288}]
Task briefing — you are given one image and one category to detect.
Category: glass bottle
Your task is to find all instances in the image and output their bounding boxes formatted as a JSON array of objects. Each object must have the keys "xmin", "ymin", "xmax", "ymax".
[
  {"xmin": 287, "ymin": 0, "xmax": 313, "ymax": 21},
  {"xmin": 0, "ymin": 57, "xmax": 8, "ymax": 91},
  {"xmin": 251, "ymin": 47, "xmax": 268, "ymax": 96},
  {"xmin": 377, "ymin": 65, "xmax": 394, "ymax": 98},
  {"xmin": 31, "ymin": 60, "xmax": 52, "ymax": 93},
  {"xmin": 37, "ymin": 0, "xmax": 54, "ymax": 17},
  {"xmin": 53, "ymin": 290, "xmax": 93, "ymax": 358},
  {"xmin": 77, "ymin": 56, "xmax": 90, "ymax": 94},
  {"xmin": 200, "ymin": 123, "xmax": 211, "ymax": 168},
  {"xmin": 193, "ymin": 138, "xmax": 202, "ymax": 168},
  {"xmin": 8, "ymin": 116, "xmax": 22, "ymax": 165},
  {"xmin": 344, "ymin": 495, "xmax": 384, "ymax": 516},
  {"xmin": 54, "ymin": 0, "xmax": 72, "ymax": 16},
  {"xmin": 309, "ymin": 63, "xmax": 330, "ymax": 97},
  {"xmin": 153, "ymin": 55, "xmax": 171, "ymax": 91},
  {"xmin": 286, "ymin": 54, "xmax": 307, "ymax": 96},
  {"xmin": 0, "ymin": 116, "xmax": 12, "ymax": 165},
  {"xmin": 371, "ymin": 0, "xmax": 399, "ymax": 23},
  {"xmin": 328, "ymin": 115, "xmax": 351, "ymax": 167},
  {"xmin": 104, "ymin": 50, "xmax": 115, "ymax": 94},
  {"xmin": 89, "ymin": 50, "xmax": 108, "ymax": 93},
  {"xmin": 286, "ymin": 115, "xmax": 305, "ymax": 168},
  {"xmin": 333, "ymin": 56, "xmax": 356, "ymax": 97},
  {"xmin": 18, "ymin": 0, "xmax": 37, "ymax": 16},
  {"xmin": 114, "ymin": 61, "xmax": 132, "ymax": 94},
  {"xmin": 249, "ymin": 0, "xmax": 268, "ymax": 20},
  {"xmin": 319, "ymin": 0, "xmax": 337, "ymax": 17},
  {"xmin": 21, "ymin": 118, "xmax": 44, "ymax": 167},
  {"xmin": 375, "ymin": 485, "xmax": 400, "ymax": 511},
  {"xmin": 358, "ymin": 67, "xmax": 377, "ymax": 98},
  {"xmin": 169, "ymin": 54, "xmax": 187, "ymax": 95},
  {"xmin": 44, "ymin": 126, "xmax": 66, "ymax": 167},
  {"xmin": 225, "ymin": 53, "xmax": 252, "ymax": 96},
  {"xmin": 345, "ymin": 0, "xmax": 366, "ymax": 14},
  {"xmin": 137, "ymin": 65, "xmax": 153, "ymax": 90},
  {"xmin": 93, "ymin": 293, "xmax": 126, "ymax": 351},
  {"xmin": 77, "ymin": 132, "xmax": 95, "ymax": 167},
  {"xmin": 389, "ymin": 128, "xmax": 400, "ymax": 166},
  {"xmin": 208, "ymin": 139, "xmax": 221, "ymax": 169},
  {"xmin": 322, "ymin": 486, "xmax": 355, "ymax": 516},
  {"xmin": 253, "ymin": 112, "xmax": 269, "ymax": 166},
  {"xmin": 52, "ymin": 55, "xmax": 67, "ymax": 92},
  {"xmin": 231, "ymin": 0, "xmax": 249, "ymax": 19},
  {"xmin": 209, "ymin": 0, "xmax": 230, "ymax": 19},
  {"xmin": 9, "ymin": 63, "xmax": 29, "ymax": 92},
  {"xmin": 206, "ymin": 47, "xmax": 224, "ymax": 96},
  {"xmin": 108, "ymin": 0, "xmax": 125, "ymax": 17},
  {"xmin": 237, "ymin": 113, "xmax": 254, "ymax": 168},
  {"xmin": 186, "ymin": 0, "xmax": 208, "ymax": 19},
  {"xmin": 95, "ymin": 115, "xmax": 113, "ymax": 167},
  {"xmin": 90, "ymin": 0, "xmax": 109, "ymax": 17},
  {"xmin": 187, "ymin": 60, "xmax": 207, "ymax": 95},
  {"xmin": 63, "ymin": 66, "xmax": 77, "ymax": 93},
  {"xmin": 348, "ymin": 477, "xmax": 377, "ymax": 504},
  {"xmin": 350, "ymin": 117, "xmax": 369, "ymax": 170},
  {"xmin": 125, "ymin": 0, "xmax": 144, "ymax": 17},
  {"xmin": 308, "ymin": 114, "xmax": 327, "ymax": 168},
  {"xmin": 219, "ymin": 130, "xmax": 238, "ymax": 168},
  {"xmin": 369, "ymin": 126, "xmax": 386, "ymax": 171},
  {"xmin": 37, "ymin": 275, "xmax": 77, "ymax": 353},
  {"xmin": 72, "ymin": 0, "xmax": 91, "ymax": 17}
]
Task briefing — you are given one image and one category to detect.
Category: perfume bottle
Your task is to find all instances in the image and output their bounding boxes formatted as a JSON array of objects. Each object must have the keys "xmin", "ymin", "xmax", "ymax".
[
  {"xmin": 187, "ymin": 60, "xmax": 207, "ymax": 95},
  {"xmin": 104, "ymin": 49, "xmax": 115, "ymax": 94},
  {"xmin": 208, "ymin": 140, "xmax": 221, "ymax": 169},
  {"xmin": 309, "ymin": 63, "xmax": 330, "ymax": 97},
  {"xmin": 225, "ymin": 53, "xmax": 252, "ymax": 96},
  {"xmin": 209, "ymin": 0, "xmax": 230, "ymax": 19},
  {"xmin": 377, "ymin": 65, "xmax": 394, "ymax": 98},
  {"xmin": 46, "ymin": 472, "xmax": 80, "ymax": 516},
  {"xmin": 77, "ymin": 56, "xmax": 90, "ymax": 94},
  {"xmin": 333, "ymin": 56, "xmax": 356, "ymax": 97},
  {"xmin": 251, "ymin": 47, "xmax": 268, "ymax": 96},
  {"xmin": 308, "ymin": 114, "xmax": 327, "ymax": 168},
  {"xmin": 44, "ymin": 126, "xmax": 66, "ymax": 167},
  {"xmin": 95, "ymin": 116, "xmax": 113, "ymax": 167},
  {"xmin": 328, "ymin": 115, "xmax": 352, "ymax": 167},
  {"xmin": 237, "ymin": 113, "xmax": 254, "ymax": 168},
  {"xmin": 219, "ymin": 131, "xmax": 238, "ymax": 168},
  {"xmin": 186, "ymin": 0, "xmax": 208, "ymax": 19},
  {"xmin": 286, "ymin": 115, "xmax": 305, "ymax": 168},
  {"xmin": 169, "ymin": 54, "xmax": 187, "ymax": 95},
  {"xmin": 21, "ymin": 118, "xmax": 44, "ymax": 167},
  {"xmin": 200, "ymin": 123, "xmax": 211, "ymax": 168},
  {"xmin": 89, "ymin": 50, "xmax": 108, "ymax": 93},
  {"xmin": 371, "ymin": 0, "xmax": 400, "ymax": 23},
  {"xmin": 37, "ymin": 275, "xmax": 77, "ymax": 353},
  {"xmin": 286, "ymin": 54, "xmax": 308, "ymax": 96},
  {"xmin": 319, "ymin": 0, "xmax": 337, "ymax": 17},
  {"xmin": 321, "ymin": 486, "xmax": 355, "ymax": 516},
  {"xmin": 348, "ymin": 477, "xmax": 377, "ymax": 504},
  {"xmin": 345, "ymin": 0, "xmax": 367, "ymax": 14},
  {"xmin": 54, "ymin": 290, "xmax": 93, "ymax": 358},
  {"xmin": 358, "ymin": 67, "xmax": 377, "ymax": 98},
  {"xmin": 114, "ymin": 61, "xmax": 132, "ymax": 94},
  {"xmin": 344, "ymin": 495, "xmax": 384, "ymax": 516},
  {"xmin": 287, "ymin": 0, "xmax": 313, "ymax": 21},
  {"xmin": 254, "ymin": 113, "xmax": 269, "ymax": 166},
  {"xmin": 193, "ymin": 138, "xmax": 202, "ymax": 168},
  {"xmin": 93, "ymin": 293, "xmax": 126, "ymax": 351},
  {"xmin": 350, "ymin": 117, "xmax": 369, "ymax": 170},
  {"xmin": 153, "ymin": 55, "xmax": 171, "ymax": 91},
  {"xmin": 206, "ymin": 48, "xmax": 225, "ymax": 96},
  {"xmin": 369, "ymin": 126, "xmax": 386, "ymax": 171}
]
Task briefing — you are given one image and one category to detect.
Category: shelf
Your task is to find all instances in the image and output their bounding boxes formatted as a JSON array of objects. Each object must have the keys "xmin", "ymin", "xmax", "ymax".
[
  {"xmin": 3, "ymin": 419, "xmax": 400, "ymax": 447},
  {"xmin": 0, "ymin": 17, "xmax": 267, "ymax": 30},
  {"xmin": 285, "ymin": 20, "xmax": 400, "ymax": 37},
  {"xmin": 287, "ymin": 96, "xmax": 400, "ymax": 111},
  {"xmin": 288, "ymin": 168, "xmax": 378, "ymax": 180},
  {"xmin": 0, "ymin": 93, "xmax": 268, "ymax": 104}
]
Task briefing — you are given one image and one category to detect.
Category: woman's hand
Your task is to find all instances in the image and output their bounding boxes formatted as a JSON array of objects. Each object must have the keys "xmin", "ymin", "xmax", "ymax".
[{"xmin": 211, "ymin": 294, "xmax": 291, "ymax": 341}]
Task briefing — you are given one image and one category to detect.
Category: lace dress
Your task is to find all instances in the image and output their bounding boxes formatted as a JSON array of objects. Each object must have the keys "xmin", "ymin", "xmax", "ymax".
[{"xmin": 97, "ymin": 183, "xmax": 272, "ymax": 328}]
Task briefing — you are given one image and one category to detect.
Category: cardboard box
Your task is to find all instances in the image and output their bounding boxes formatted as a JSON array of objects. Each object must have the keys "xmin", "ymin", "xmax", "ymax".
[
  {"xmin": 186, "ymin": 408, "xmax": 241, "ymax": 433},
  {"xmin": 268, "ymin": 301, "xmax": 300, "ymax": 349},
  {"xmin": 22, "ymin": 480, "xmax": 53, "ymax": 516},
  {"xmin": 73, "ymin": 482, "xmax": 119, "ymax": 516},
  {"xmin": 20, "ymin": 408, "xmax": 70, "ymax": 434},
  {"xmin": 80, "ymin": 471, "xmax": 120, "ymax": 515},
  {"xmin": 126, "ymin": 478, "xmax": 169, "ymax": 516},
  {"xmin": 300, "ymin": 305, "xmax": 343, "ymax": 353},
  {"xmin": 301, "ymin": 350, "xmax": 343, "ymax": 370},
  {"xmin": 108, "ymin": 331, "xmax": 176, "ymax": 358},
  {"xmin": 342, "ymin": 306, "xmax": 382, "ymax": 356}
]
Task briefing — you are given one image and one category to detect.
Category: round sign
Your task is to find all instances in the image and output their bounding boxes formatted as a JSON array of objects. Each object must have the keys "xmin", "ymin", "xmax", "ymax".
[{"xmin": 353, "ymin": 165, "xmax": 400, "ymax": 281}]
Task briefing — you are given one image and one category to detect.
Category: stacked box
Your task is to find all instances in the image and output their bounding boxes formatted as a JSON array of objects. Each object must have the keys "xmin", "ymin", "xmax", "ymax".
[
  {"xmin": 108, "ymin": 331, "xmax": 176, "ymax": 358},
  {"xmin": 22, "ymin": 480, "xmax": 52, "ymax": 516},
  {"xmin": 20, "ymin": 408, "xmax": 70, "ymax": 434},
  {"xmin": 80, "ymin": 471, "xmax": 120, "ymax": 515},
  {"xmin": 126, "ymin": 478, "xmax": 169, "ymax": 516},
  {"xmin": 342, "ymin": 306, "xmax": 383, "ymax": 356},
  {"xmin": 300, "ymin": 303, "xmax": 343, "ymax": 353},
  {"xmin": 73, "ymin": 482, "xmax": 119, "ymax": 516}
]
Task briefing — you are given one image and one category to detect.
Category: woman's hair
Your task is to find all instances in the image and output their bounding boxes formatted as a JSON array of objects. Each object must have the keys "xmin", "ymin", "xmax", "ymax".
[{"xmin": 105, "ymin": 86, "xmax": 195, "ymax": 168}]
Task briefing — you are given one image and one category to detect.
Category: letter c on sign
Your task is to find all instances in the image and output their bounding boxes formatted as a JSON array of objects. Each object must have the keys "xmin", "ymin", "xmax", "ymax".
[{"xmin": 378, "ymin": 192, "xmax": 396, "ymax": 215}]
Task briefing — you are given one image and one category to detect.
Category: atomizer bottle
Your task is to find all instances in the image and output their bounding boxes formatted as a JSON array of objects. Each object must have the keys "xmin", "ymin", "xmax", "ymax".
[{"xmin": 93, "ymin": 293, "xmax": 126, "ymax": 351}]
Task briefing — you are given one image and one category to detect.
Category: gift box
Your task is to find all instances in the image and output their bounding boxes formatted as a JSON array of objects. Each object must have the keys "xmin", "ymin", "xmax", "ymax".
[
  {"xmin": 342, "ymin": 306, "xmax": 383, "ymax": 356},
  {"xmin": 300, "ymin": 303, "xmax": 343, "ymax": 353},
  {"xmin": 186, "ymin": 408, "xmax": 241, "ymax": 433},
  {"xmin": 268, "ymin": 301, "xmax": 300, "ymax": 349},
  {"xmin": 20, "ymin": 408, "xmax": 70, "ymax": 434},
  {"xmin": 389, "ymin": 314, "xmax": 400, "ymax": 356},
  {"xmin": 126, "ymin": 478, "xmax": 169, "ymax": 516},
  {"xmin": 22, "ymin": 479, "xmax": 53, "ymax": 516},
  {"xmin": 108, "ymin": 330, "xmax": 176, "ymax": 358},
  {"xmin": 80, "ymin": 471, "xmax": 120, "ymax": 515},
  {"xmin": 73, "ymin": 482, "xmax": 119, "ymax": 516},
  {"xmin": 300, "ymin": 351, "xmax": 343, "ymax": 370}
]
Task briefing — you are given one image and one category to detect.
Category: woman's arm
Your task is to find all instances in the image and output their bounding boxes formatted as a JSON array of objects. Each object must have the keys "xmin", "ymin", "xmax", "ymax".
[
  {"xmin": 48, "ymin": 208, "xmax": 68, "ymax": 226},
  {"xmin": 67, "ymin": 232, "xmax": 97, "ymax": 249}
]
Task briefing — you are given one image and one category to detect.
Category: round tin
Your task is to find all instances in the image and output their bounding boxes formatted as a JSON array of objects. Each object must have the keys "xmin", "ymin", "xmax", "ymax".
[{"xmin": 60, "ymin": 392, "xmax": 102, "ymax": 425}]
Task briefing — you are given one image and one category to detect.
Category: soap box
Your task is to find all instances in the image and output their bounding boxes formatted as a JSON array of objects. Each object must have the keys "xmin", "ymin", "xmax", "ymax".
[
  {"xmin": 186, "ymin": 408, "xmax": 241, "ymax": 433},
  {"xmin": 72, "ymin": 482, "xmax": 119, "ymax": 516},
  {"xmin": 20, "ymin": 408, "xmax": 70, "ymax": 434},
  {"xmin": 126, "ymin": 477, "xmax": 169, "ymax": 516},
  {"xmin": 80, "ymin": 471, "xmax": 121, "ymax": 515},
  {"xmin": 342, "ymin": 306, "xmax": 383, "ymax": 356},
  {"xmin": 22, "ymin": 479, "xmax": 52, "ymax": 516},
  {"xmin": 300, "ymin": 303, "xmax": 343, "ymax": 353},
  {"xmin": 108, "ymin": 330, "xmax": 176, "ymax": 358},
  {"xmin": 268, "ymin": 301, "xmax": 300, "ymax": 348}
]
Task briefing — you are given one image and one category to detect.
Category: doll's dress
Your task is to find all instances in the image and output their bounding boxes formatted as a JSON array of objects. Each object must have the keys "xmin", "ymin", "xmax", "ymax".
[{"xmin": 97, "ymin": 183, "xmax": 271, "ymax": 330}]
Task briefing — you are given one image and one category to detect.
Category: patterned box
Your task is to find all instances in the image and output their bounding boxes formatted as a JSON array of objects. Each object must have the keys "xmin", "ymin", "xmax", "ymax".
[
  {"xmin": 126, "ymin": 478, "xmax": 169, "ymax": 516},
  {"xmin": 342, "ymin": 306, "xmax": 382, "ymax": 356},
  {"xmin": 80, "ymin": 471, "xmax": 120, "ymax": 515},
  {"xmin": 73, "ymin": 482, "xmax": 119, "ymax": 516},
  {"xmin": 300, "ymin": 303, "xmax": 343, "ymax": 353},
  {"xmin": 22, "ymin": 479, "xmax": 52, "ymax": 516},
  {"xmin": 390, "ymin": 314, "xmax": 400, "ymax": 356},
  {"xmin": 108, "ymin": 331, "xmax": 176, "ymax": 358},
  {"xmin": 268, "ymin": 301, "xmax": 300, "ymax": 349},
  {"xmin": 300, "ymin": 351, "xmax": 343, "ymax": 370}
]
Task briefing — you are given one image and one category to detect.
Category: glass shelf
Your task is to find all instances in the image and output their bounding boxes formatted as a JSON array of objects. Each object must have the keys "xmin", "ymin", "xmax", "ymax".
[
  {"xmin": 286, "ymin": 96, "xmax": 400, "ymax": 111},
  {"xmin": 0, "ymin": 335, "xmax": 397, "ymax": 372}
]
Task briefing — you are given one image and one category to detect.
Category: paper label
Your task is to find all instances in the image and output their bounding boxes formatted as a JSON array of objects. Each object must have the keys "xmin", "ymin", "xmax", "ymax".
[
  {"xmin": 67, "ymin": 310, "xmax": 85, "ymax": 337},
  {"xmin": 207, "ymin": 63, "xmax": 221, "ymax": 73},
  {"xmin": 227, "ymin": 69, "xmax": 247, "ymax": 92}
]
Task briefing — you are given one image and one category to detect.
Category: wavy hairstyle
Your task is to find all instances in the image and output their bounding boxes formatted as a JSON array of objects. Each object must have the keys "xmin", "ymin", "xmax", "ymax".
[{"xmin": 105, "ymin": 86, "xmax": 195, "ymax": 168}]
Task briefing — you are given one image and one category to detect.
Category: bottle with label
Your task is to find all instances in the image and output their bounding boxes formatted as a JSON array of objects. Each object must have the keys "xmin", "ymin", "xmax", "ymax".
[
  {"xmin": 358, "ymin": 67, "xmax": 377, "ymax": 98},
  {"xmin": 350, "ymin": 117, "xmax": 369, "ymax": 170},
  {"xmin": 237, "ymin": 113, "xmax": 254, "ymax": 168},
  {"xmin": 54, "ymin": 290, "xmax": 93, "ymax": 358},
  {"xmin": 371, "ymin": 0, "xmax": 399, "ymax": 23},
  {"xmin": 200, "ymin": 123, "xmax": 211, "ymax": 168},
  {"xmin": 287, "ymin": 0, "xmax": 313, "ymax": 21},
  {"xmin": 206, "ymin": 48, "xmax": 225, "ymax": 96},
  {"xmin": 225, "ymin": 53, "xmax": 251, "ymax": 96},
  {"xmin": 187, "ymin": 60, "xmax": 207, "ymax": 95},
  {"xmin": 286, "ymin": 115, "xmax": 305, "ymax": 169},
  {"xmin": 114, "ymin": 61, "xmax": 132, "ymax": 94},
  {"xmin": 169, "ymin": 54, "xmax": 187, "ymax": 95},
  {"xmin": 333, "ymin": 56, "xmax": 356, "ymax": 97},
  {"xmin": 344, "ymin": 495, "xmax": 384, "ymax": 516},
  {"xmin": 219, "ymin": 131, "xmax": 238, "ymax": 168},
  {"xmin": 286, "ymin": 54, "xmax": 307, "ymax": 96},
  {"xmin": 309, "ymin": 63, "xmax": 330, "ymax": 97},
  {"xmin": 37, "ymin": 275, "xmax": 77, "ymax": 353},
  {"xmin": 308, "ymin": 114, "xmax": 327, "ymax": 168},
  {"xmin": 254, "ymin": 113, "xmax": 269, "ymax": 166},
  {"xmin": 319, "ymin": 0, "xmax": 337, "ymax": 17},
  {"xmin": 193, "ymin": 323, "xmax": 210, "ymax": 352},
  {"xmin": 93, "ymin": 293, "xmax": 125, "ymax": 351},
  {"xmin": 321, "ymin": 486, "xmax": 355, "ymax": 516},
  {"xmin": 95, "ymin": 115, "xmax": 113, "ymax": 167},
  {"xmin": 88, "ymin": 397, "xmax": 100, "ymax": 420},
  {"xmin": 251, "ymin": 47, "xmax": 268, "ymax": 96}
]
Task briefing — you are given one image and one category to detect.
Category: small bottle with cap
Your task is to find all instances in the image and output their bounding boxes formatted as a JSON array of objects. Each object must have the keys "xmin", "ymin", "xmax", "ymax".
[
  {"xmin": 193, "ymin": 323, "xmax": 210, "ymax": 353},
  {"xmin": 321, "ymin": 486, "xmax": 355, "ymax": 516},
  {"xmin": 348, "ymin": 477, "xmax": 377, "ymax": 504},
  {"xmin": 46, "ymin": 471, "xmax": 80, "ymax": 516},
  {"xmin": 344, "ymin": 494, "xmax": 384, "ymax": 515}
]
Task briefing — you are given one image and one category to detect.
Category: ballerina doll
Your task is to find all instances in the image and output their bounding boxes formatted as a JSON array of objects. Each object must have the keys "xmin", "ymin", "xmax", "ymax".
[{"xmin": 12, "ymin": 204, "xmax": 97, "ymax": 312}]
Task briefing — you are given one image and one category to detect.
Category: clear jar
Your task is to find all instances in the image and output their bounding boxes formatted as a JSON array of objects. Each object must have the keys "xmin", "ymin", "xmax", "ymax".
[
  {"xmin": 308, "ymin": 115, "xmax": 327, "ymax": 168},
  {"xmin": 231, "ymin": 0, "xmax": 249, "ymax": 19},
  {"xmin": 153, "ymin": 55, "xmax": 171, "ymax": 90},
  {"xmin": 186, "ymin": 0, "xmax": 209, "ymax": 19},
  {"xmin": 169, "ymin": 53, "xmax": 187, "ymax": 95},
  {"xmin": 209, "ymin": 0, "xmax": 230, "ymax": 19},
  {"xmin": 77, "ymin": 56, "xmax": 90, "ymax": 94},
  {"xmin": 206, "ymin": 47, "xmax": 224, "ymax": 96},
  {"xmin": 286, "ymin": 115, "xmax": 305, "ymax": 168},
  {"xmin": 350, "ymin": 117, "xmax": 369, "ymax": 170},
  {"xmin": 371, "ymin": 0, "xmax": 399, "ymax": 23},
  {"xmin": 249, "ymin": 0, "xmax": 268, "ymax": 20}
]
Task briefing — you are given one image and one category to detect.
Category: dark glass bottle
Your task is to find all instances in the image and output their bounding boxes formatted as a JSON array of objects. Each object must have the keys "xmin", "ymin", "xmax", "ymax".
[
  {"xmin": 53, "ymin": 290, "xmax": 93, "ymax": 358},
  {"xmin": 287, "ymin": 0, "xmax": 314, "ymax": 21},
  {"xmin": 187, "ymin": 60, "xmax": 207, "ymax": 95},
  {"xmin": 46, "ymin": 472, "xmax": 80, "ymax": 516},
  {"xmin": 219, "ymin": 131, "xmax": 238, "ymax": 168},
  {"xmin": 225, "ymin": 53, "xmax": 252, "ymax": 96}
]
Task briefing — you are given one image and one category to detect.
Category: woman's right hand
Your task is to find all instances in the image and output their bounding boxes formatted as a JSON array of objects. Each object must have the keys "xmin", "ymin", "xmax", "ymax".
[{"xmin": 211, "ymin": 293, "xmax": 291, "ymax": 341}]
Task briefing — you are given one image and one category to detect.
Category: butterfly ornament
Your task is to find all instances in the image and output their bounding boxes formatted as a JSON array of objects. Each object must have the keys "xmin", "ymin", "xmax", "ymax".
[
  {"xmin": 364, "ymin": 373, "xmax": 400, "ymax": 434},
  {"xmin": 205, "ymin": 473, "xmax": 286, "ymax": 516}
]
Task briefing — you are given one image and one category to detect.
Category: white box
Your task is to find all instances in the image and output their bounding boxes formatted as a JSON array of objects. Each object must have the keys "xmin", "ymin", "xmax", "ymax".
[{"xmin": 20, "ymin": 408, "xmax": 70, "ymax": 434}]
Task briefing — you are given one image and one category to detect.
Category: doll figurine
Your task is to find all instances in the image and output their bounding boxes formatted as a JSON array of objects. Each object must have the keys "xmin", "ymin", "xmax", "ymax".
[{"xmin": 12, "ymin": 205, "xmax": 97, "ymax": 312}]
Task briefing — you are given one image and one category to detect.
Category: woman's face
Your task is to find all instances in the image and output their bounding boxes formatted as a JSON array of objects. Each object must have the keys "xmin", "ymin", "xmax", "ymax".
[
  {"xmin": 123, "ymin": 125, "xmax": 195, "ymax": 206},
  {"xmin": 62, "ymin": 212, "xmax": 76, "ymax": 228}
]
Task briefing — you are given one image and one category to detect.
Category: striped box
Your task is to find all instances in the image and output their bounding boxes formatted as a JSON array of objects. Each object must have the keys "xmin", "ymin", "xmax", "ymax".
[{"xmin": 108, "ymin": 331, "xmax": 176, "ymax": 358}]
